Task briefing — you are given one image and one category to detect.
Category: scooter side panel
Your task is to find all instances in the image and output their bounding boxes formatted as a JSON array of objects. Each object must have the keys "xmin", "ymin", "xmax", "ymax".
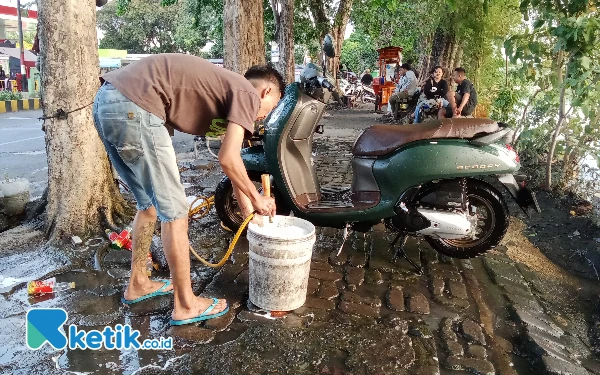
[
  {"xmin": 373, "ymin": 139, "xmax": 520, "ymax": 201},
  {"xmin": 241, "ymin": 146, "xmax": 267, "ymax": 172}
]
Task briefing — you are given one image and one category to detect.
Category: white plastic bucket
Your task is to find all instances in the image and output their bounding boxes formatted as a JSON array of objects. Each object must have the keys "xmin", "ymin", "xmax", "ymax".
[
  {"xmin": 248, "ymin": 215, "xmax": 316, "ymax": 311},
  {"xmin": 0, "ymin": 178, "xmax": 30, "ymax": 215}
]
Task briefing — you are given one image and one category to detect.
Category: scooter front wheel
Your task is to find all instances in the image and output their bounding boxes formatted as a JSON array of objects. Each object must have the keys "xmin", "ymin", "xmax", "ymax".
[
  {"xmin": 214, "ymin": 176, "xmax": 290, "ymax": 232},
  {"xmin": 424, "ymin": 181, "xmax": 509, "ymax": 258}
]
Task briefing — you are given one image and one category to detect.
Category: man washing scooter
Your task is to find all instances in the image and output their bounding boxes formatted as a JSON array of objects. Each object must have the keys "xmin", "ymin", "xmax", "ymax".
[{"xmin": 93, "ymin": 54, "xmax": 283, "ymax": 325}]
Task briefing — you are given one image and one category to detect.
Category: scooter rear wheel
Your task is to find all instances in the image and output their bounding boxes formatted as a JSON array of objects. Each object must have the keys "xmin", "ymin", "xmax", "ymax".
[
  {"xmin": 423, "ymin": 180, "xmax": 509, "ymax": 258},
  {"xmin": 214, "ymin": 176, "xmax": 290, "ymax": 232}
]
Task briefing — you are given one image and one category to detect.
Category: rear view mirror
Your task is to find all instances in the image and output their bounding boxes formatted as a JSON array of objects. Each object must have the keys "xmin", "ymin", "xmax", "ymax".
[{"xmin": 323, "ymin": 35, "xmax": 335, "ymax": 58}]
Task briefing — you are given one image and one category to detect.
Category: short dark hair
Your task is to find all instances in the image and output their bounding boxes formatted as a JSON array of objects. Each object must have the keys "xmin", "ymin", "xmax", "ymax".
[
  {"xmin": 244, "ymin": 64, "xmax": 285, "ymax": 98},
  {"xmin": 433, "ymin": 65, "xmax": 444, "ymax": 73},
  {"xmin": 401, "ymin": 63, "xmax": 412, "ymax": 70},
  {"xmin": 454, "ymin": 67, "xmax": 466, "ymax": 75}
]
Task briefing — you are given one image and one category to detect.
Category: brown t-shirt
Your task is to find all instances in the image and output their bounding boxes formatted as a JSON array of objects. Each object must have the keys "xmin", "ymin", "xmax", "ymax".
[{"xmin": 101, "ymin": 54, "xmax": 260, "ymax": 136}]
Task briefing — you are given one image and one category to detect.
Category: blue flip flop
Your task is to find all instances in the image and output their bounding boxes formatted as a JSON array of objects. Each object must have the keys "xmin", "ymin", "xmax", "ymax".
[
  {"xmin": 121, "ymin": 279, "xmax": 173, "ymax": 305},
  {"xmin": 170, "ymin": 297, "xmax": 229, "ymax": 326}
]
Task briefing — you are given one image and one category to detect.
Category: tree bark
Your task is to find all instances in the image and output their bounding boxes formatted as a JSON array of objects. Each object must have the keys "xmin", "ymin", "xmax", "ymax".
[
  {"xmin": 329, "ymin": 0, "xmax": 353, "ymax": 82},
  {"xmin": 223, "ymin": 0, "xmax": 265, "ymax": 74},
  {"xmin": 38, "ymin": 0, "xmax": 127, "ymax": 242},
  {"xmin": 416, "ymin": 33, "xmax": 433, "ymax": 81},
  {"xmin": 270, "ymin": 0, "xmax": 295, "ymax": 84},
  {"xmin": 545, "ymin": 50, "xmax": 567, "ymax": 190},
  {"xmin": 429, "ymin": 27, "xmax": 447, "ymax": 69}
]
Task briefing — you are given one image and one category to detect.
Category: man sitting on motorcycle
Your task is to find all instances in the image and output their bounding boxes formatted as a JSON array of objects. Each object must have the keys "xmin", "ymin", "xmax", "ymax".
[
  {"xmin": 360, "ymin": 69, "xmax": 373, "ymax": 86},
  {"xmin": 440, "ymin": 67, "xmax": 478, "ymax": 118},
  {"xmin": 389, "ymin": 63, "xmax": 418, "ymax": 120},
  {"xmin": 414, "ymin": 65, "xmax": 449, "ymax": 123}
]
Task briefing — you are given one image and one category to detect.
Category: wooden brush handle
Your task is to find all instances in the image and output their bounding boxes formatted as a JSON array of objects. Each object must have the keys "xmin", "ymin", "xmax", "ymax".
[{"xmin": 261, "ymin": 174, "xmax": 271, "ymax": 198}]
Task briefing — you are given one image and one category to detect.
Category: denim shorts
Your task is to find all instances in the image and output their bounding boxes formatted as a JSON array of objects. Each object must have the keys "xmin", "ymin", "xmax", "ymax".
[{"xmin": 92, "ymin": 83, "xmax": 188, "ymax": 222}]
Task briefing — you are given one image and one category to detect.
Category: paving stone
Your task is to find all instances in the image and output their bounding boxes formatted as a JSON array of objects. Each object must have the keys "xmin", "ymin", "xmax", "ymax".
[
  {"xmin": 505, "ymin": 292, "xmax": 543, "ymax": 313},
  {"xmin": 435, "ymin": 295, "xmax": 470, "ymax": 310},
  {"xmin": 528, "ymin": 330, "xmax": 573, "ymax": 363},
  {"xmin": 204, "ymin": 309, "xmax": 236, "ymax": 332},
  {"xmin": 441, "ymin": 318, "xmax": 458, "ymax": 342},
  {"xmin": 421, "ymin": 249, "xmax": 439, "ymax": 265},
  {"xmin": 386, "ymin": 288, "xmax": 405, "ymax": 311},
  {"xmin": 496, "ymin": 277, "xmax": 533, "ymax": 297},
  {"xmin": 237, "ymin": 310, "xmax": 278, "ymax": 324},
  {"xmin": 329, "ymin": 250, "xmax": 348, "ymax": 266},
  {"xmin": 462, "ymin": 319, "xmax": 486, "ymax": 345},
  {"xmin": 190, "ymin": 159, "xmax": 215, "ymax": 170},
  {"xmin": 365, "ymin": 269, "xmax": 383, "ymax": 285},
  {"xmin": 304, "ymin": 296, "xmax": 336, "ymax": 310},
  {"xmin": 312, "ymin": 251, "xmax": 329, "ymax": 263},
  {"xmin": 431, "ymin": 277, "xmax": 445, "ymax": 296},
  {"xmin": 311, "ymin": 261, "xmax": 333, "ymax": 272},
  {"xmin": 349, "ymin": 252, "xmax": 367, "ymax": 268},
  {"xmin": 407, "ymin": 293, "xmax": 430, "ymax": 315},
  {"xmin": 484, "ymin": 257, "xmax": 527, "ymax": 286},
  {"xmin": 309, "ymin": 269, "xmax": 343, "ymax": 282},
  {"xmin": 431, "ymin": 269, "xmax": 463, "ymax": 282},
  {"xmin": 103, "ymin": 249, "xmax": 131, "ymax": 266},
  {"xmin": 446, "ymin": 341, "xmax": 465, "ymax": 357},
  {"xmin": 381, "ymin": 314, "xmax": 409, "ymax": 333},
  {"xmin": 496, "ymin": 336, "xmax": 513, "ymax": 353},
  {"xmin": 460, "ymin": 259, "xmax": 474, "ymax": 270},
  {"xmin": 542, "ymin": 355, "xmax": 591, "ymax": 375},
  {"xmin": 307, "ymin": 278, "xmax": 320, "ymax": 295},
  {"xmin": 515, "ymin": 307, "xmax": 564, "ymax": 338},
  {"xmin": 341, "ymin": 291, "xmax": 382, "ymax": 307},
  {"xmin": 408, "ymin": 322, "xmax": 433, "ymax": 339},
  {"xmin": 467, "ymin": 345, "xmax": 488, "ymax": 359},
  {"xmin": 167, "ymin": 325, "xmax": 215, "ymax": 345},
  {"xmin": 448, "ymin": 280, "xmax": 468, "ymax": 300},
  {"xmin": 339, "ymin": 301, "xmax": 380, "ymax": 318},
  {"xmin": 212, "ymin": 264, "xmax": 245, "ymax": 284},
  {"xmin": 430, "ymin": 263, "xmax": 460, "ymax": 273},
  {"xmin": 445, "ymin": 356, "xmax": 495, "ymax": 375},
  {"xmin": 345, "ymin": 267, "xmax": 365, "ymax": 286},
  {"xmin": 234, "ymin": 269, "xmax": 249, "ymax": 285},
  {"xmin": 317, "ymin": 281, "xmax": 339, "ymax": 300}
]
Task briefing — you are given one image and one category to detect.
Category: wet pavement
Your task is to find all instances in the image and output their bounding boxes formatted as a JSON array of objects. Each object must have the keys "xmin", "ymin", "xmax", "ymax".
[{"xmin": 0, "ymin": 109, "xmax": 599, "ymax": 374}]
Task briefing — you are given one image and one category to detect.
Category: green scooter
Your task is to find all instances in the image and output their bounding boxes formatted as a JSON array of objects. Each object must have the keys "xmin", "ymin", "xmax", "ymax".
[{"xmin": 215, "ymin": 37, "xmax": 540, "ymax": 268}]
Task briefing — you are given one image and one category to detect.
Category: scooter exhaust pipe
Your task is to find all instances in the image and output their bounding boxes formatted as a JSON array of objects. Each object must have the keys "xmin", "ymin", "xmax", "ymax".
[{"xmin": 415, "ymin": 209, "xmax": 473, "ymax": 239}]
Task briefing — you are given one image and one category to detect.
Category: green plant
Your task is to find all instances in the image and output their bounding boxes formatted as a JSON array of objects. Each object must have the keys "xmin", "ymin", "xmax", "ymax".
[{"xmin": 0, "ymin": 91, "xmax": 22, "ymax": 101}]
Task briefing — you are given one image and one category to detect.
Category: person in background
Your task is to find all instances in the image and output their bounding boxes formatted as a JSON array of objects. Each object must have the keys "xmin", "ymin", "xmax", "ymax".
[
  {"xmin": 0, "ymin": 67, "xmax": 6, "ymax": 90},
  {"xmin": 441, "ymin": 67, "xmax": 478, "ymax": 118},
  {"xmin": 414, "ymin": 66, "xmax": 449, "ymax": 123},
  {"xmin": 360, "ymin": 69, "xmax": 373, "ymax": 86},
  {"xmin": 388, "ymin": 63, "xmax": 417, "ymax": 120}
]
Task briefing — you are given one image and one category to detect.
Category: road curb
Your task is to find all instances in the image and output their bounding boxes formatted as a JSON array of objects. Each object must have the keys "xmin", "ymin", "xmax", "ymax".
[{"xmin": 0, "ymin": 98, "xmax": 41, "ymax": 113}]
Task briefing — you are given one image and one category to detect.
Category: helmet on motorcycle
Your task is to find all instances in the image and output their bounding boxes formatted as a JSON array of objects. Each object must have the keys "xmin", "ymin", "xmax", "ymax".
[{"xmin": 300, "ymin": 63, "xmax": 322, "ymax": 81}]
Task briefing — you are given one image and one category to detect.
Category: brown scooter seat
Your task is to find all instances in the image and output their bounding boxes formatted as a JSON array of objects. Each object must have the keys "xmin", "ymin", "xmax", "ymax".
[{"xmin": 352, "ymin": 118, "xmax": 500, "ymax": 157}]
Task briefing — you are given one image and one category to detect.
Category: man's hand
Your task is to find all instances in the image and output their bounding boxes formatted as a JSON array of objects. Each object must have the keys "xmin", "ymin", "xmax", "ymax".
[{"xmin": 251, "ymin": 195, "xmax": 276, "ymax": 217}]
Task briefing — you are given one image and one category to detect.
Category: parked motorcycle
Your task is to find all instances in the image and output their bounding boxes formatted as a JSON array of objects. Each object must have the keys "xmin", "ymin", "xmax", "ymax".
[
  {"xmin": 215, "ymin": 35, "xmax": 540, "ymax": 270},
  {"xmin": 354, "ymin": 83, "xmax": 376, "ymax": 104}
]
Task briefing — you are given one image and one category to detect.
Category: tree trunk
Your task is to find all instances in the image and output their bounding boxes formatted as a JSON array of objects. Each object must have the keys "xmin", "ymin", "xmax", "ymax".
[
  {"xmin": 447, "ymin": 39, "xmax": 459, "ymax": 74},
  {"xmin": 270, "ymin": 0, "xmax": 295, "ymax": 84},
  {"xmin": 512, "ymin": 87, "xmax": 542, "ymax": 145},
  {"xmin": 330, "ymin": 0, "xmax": 353, "ymax": 82},
  {"xmin": 223, "ymin": 0, "xmax": 265, "ymax": 74},
  {"xmin": 545, "ymin": 50, "xmax": 567, "ymax": 190},
  {"xmin": 38, "ymin": 0, "xmax": 127, "ymax": 242},
  {"xmin": 416, "ymin": 33, "xmax": 433, "ymax": 81},
  {"xmin": 429, "ymin": 28, "xmax": 447, "ymax": 69}
]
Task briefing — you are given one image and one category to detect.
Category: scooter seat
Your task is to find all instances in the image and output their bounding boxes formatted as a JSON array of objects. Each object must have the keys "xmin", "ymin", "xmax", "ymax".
[{"xmin": 353, "ymin": 118, "xmax": 500, "ymax": 157}]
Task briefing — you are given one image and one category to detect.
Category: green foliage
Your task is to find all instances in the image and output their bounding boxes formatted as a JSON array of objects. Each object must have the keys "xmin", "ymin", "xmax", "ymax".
[
  {"xmin": 0, "ymin": 91, "xmax": 22, "ymax": 101},
  {"xmin": 490, "ymin": 86, "xmax": 522, "ymax": 123},
  {"xmin": 99, "ymin": 0, "xmax": 217, "ymax": 55},
  {"xmin": 340, "ymin": 30, "xmax": 378, "ymax": 73}
]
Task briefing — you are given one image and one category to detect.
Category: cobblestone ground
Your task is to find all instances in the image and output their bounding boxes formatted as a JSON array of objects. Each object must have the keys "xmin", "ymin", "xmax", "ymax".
[{"xmin": 1, "ymin": 114, "xmax": 598, "ymax": 375}]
